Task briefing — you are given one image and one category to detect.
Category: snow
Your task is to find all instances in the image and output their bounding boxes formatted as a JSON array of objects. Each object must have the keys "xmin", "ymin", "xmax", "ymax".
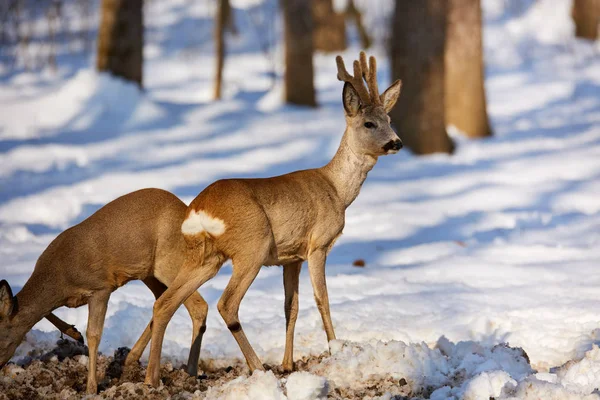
[
  {"xmin": 461, "ymin": 371, "xmax": 516, "ymax": 400},
  {"xmin": 311, "ymin": 339, "xmax": 449, "ymax": 392},
  {"xmin": 205, "ymin": 371, "xmax": 286, "ymax": 400},
  {"xmin": 501, "ymin": 377, "xmax": 600, "ymax": 400},
  {"xmin": 555, "ymin": 345, "xmax": 600, "ymax": 395},
  {"xmin": 2, "ymin": 0, "xmax": 600, "ymax": 398},
  {"xmin": 285, "ymin": 372, "xmax": 328, "ymax": 400}
]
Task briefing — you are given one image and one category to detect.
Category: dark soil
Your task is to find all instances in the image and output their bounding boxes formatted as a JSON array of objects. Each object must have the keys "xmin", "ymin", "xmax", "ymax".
[{"xmin": 0, "ymin": 340, "xmax": 411, "ymax": 399}]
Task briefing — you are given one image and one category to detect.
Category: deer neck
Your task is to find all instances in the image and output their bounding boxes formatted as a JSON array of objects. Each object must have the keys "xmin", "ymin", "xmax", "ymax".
[
  {"xmin": 321, "ymin": 130, "xmax": 377, "ymax": 208},
  {"xmin": 13, "ymin": 275, "xmax": 58, "ymax": 338}
]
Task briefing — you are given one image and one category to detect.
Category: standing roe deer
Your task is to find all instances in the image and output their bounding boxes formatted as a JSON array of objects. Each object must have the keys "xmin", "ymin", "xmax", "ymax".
[
  {"xmin": 0, "ymin": 189, "xmax": 209, "ymax": 393},
  {"xmin": 143, "ymin": 52, "xmax": 403, "ymax": 386}
]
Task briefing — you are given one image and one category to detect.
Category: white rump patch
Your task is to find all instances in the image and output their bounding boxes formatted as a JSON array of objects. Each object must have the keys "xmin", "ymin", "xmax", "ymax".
[{"xmin": 182, "ymin": 209, "xmax": 226, "ymax": 236}]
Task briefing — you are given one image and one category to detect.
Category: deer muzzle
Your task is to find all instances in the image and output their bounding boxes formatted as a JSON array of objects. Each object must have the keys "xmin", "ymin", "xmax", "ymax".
[{"xmin": 383, "ymin": 139, "xmax": 403, "ymax": 153}]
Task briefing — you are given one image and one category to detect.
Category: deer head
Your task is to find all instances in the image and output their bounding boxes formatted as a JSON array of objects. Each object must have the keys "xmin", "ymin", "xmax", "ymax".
[
  {"xmin": 336, "ymin": 51, "xmax": 403, "ymax": 156},
  {"xmin": 0, "ymin": 279, "xmax": 20, "ymax": 367}
]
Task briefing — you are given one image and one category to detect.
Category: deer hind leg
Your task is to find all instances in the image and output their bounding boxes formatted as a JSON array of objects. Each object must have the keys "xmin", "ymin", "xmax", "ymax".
[
  {"xmin": 182, "ymin": 291, "xmax": 208, "ymax": 377},
  {"xmin": 85, "ymin": 289, "xmax": 111, "ymax": 394},
  {"xmin": 144, "ymin": 253, "xmax": 222, "ymax": 387},
  {"xmin": 282, "ymin": 262, "xmax": 302, "ymax": 372},
  {"xmin": 308, "ymin": 249, "xmax": 336, "ymax": 346},
  {"xmin": 217, "ymin": 257, "xmax": 266, "ymax": 373}
]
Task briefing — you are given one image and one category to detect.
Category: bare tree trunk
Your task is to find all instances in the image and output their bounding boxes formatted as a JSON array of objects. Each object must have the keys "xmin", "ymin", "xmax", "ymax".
[
  {"xmin": 283, "ymin": 0, "xmax": 316, "ymax": 106},
  {"xmin": 47, "ymin": 1, "xmax": 59, "ymax": 72},
  {"xmin": 346, "ymin": 0, "xmax": 371, "ymax": 49},
  {"xmin": 313, "ymin": 0, "xmax": 346, "ymax": 53},
  {"xmin": 214, "ymin": 0, "xmax": 230, "ymax": 100},
  {"xmin": 389, "ymin": 0, "xmax": 453, "ymax": 155},
  {"xmin": 97, "ymin": 0, "xmax": 143, "ymax": 88},
  {"xmin": 572, "ymin": 0, "xmax": 600, "ymax": 40},
  {"xmin": 445, "ymin": 0, "xmax": 491, "ymax": 138}
]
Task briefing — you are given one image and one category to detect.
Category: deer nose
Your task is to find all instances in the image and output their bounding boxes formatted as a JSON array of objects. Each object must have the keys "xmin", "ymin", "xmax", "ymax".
[{"xmin": 384, "ymin": 139, "xmax": 403, "ymax": 152}]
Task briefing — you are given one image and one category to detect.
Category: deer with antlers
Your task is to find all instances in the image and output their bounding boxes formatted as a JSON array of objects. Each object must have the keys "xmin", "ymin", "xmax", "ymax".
[
  {"xmin": 0, "ymin": 189, "xmax": 210, "ymax": 394},
  {"xmin": 143, "ymin": 52, "xmax": 403, "ymax": 386}
]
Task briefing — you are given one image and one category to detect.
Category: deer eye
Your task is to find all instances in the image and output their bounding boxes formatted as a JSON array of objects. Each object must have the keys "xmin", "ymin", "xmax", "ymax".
[{"xmin": 364, "ymin": 122, "xmax": 376, "ymax": 129}]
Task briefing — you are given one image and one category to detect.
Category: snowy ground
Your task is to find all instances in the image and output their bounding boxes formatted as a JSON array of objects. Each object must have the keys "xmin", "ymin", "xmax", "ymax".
[{"xmin": 1, "ymin": 0, "xmax": 600, "ymax": 398}]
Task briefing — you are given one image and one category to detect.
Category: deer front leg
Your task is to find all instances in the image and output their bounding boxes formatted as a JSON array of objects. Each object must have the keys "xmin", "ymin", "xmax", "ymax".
[
  {"xmin": 124, "ymin": 320, "xmax": 152, "ymax": 370},
  {"xmin": 124, "ymin": 291, "xmax": 208, "ymax": 377},
  {"xmin": 218, "ymin": 260, "xmax": 265, "ymax": 373},
  {"xmin": 125, "ymin": 278, "xmax": 208, "ymax": 377},
  {"xmin": 144, "ymin": 258, "xmax": 220, "ymax": 387},
  {"xmin": 124, "ymin": 278, "xmax": 166, "ymax": 370},
  {"xmin": 85, "ymin": 290, "xmax": 111, "ymax": 394},
  {"xmin": 308, "ymin": 249, "xmax": 336, "ymax": 346},
  {"xmin": 282, "ymin": 262, "xmax": 302, "ymax": 372}
]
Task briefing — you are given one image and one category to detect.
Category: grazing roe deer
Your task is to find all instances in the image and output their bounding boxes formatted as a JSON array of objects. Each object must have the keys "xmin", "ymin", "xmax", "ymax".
[
  {"xmin": 0, "ymin": 189, "xmax": 209, "ymax": 393},
  {"xmin": 143, "ymin": 52, "xmax": 403, "ymax": 386}
]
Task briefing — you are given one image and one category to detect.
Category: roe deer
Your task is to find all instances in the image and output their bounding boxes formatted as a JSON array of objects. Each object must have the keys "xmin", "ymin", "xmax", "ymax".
[
  {"xmin": 143, "ymin": 52, "xmax": 402, "ymax": 386},
  {"xmin": 0, "ymin": 189, "xmax": 209, "ymax": 393}
]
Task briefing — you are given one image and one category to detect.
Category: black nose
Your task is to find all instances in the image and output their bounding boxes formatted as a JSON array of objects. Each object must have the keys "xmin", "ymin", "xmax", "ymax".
[{"xmin": 383, "ymin": 139, "xmax": 403, "ymax": 152}]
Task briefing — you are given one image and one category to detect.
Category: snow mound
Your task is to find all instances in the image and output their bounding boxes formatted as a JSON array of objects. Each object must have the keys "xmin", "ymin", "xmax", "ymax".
[
  {"xmin": 311, "ymin": 339, "xmax": 449, "ymax": 394},
  {"xmin": 204, "ymin": 370, "xmax": 286, "ymax": 400},
  {"xmin": 310, "ymin": 338, "xmax": 536, "ymax": 399},
  {"xmin": 436, "ymin": 336, "xmax": 534, "ymax": 381},
  {"xmin": 500, "ymin": 377, "xmax": 600, "ymax": 400},
  {"xmin": 461, "ymin": 371, "xmax": 516, "ymax": 400},
  {"xmin": 285, "ymin": 371, "xmax": 328, "ymax": 400},
  {"xmin": 554, "ymin": 345, "xmax": 600, "ymax": 395},
  {"xmin": 494, "ymin": 345, "xmax": 600, "ymax": 400}
]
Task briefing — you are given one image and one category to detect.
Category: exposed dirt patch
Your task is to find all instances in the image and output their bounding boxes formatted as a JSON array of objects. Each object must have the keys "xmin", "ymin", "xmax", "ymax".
[{"xmin": 0, "ymin": 342, "xmax": 412, "ymax": 399}]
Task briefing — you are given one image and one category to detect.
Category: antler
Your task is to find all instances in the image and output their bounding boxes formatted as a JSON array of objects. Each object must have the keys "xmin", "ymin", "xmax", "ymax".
[
  {"xmin": 359, "ymin": 51, "xmax": 381, "ymax": 106},
  {"xmin": 335, "ymin": 51, "xmax": 382, "ymax": 106},
  {"xmin": 336, "ymin": 54, "xmax": 371, "ymax": 105}
]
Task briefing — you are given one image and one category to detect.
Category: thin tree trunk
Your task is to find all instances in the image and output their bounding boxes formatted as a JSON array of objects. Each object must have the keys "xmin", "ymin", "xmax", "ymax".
[
  {"xmin": 445, "ymin": 0, "xmax": 491, "ymax": 138},
  {"xmin": 389, "ymin": 0, "xmax": 453, "ymax": 155},
  {"xmin": 97, "ymin": 0, "xmax": 143, "ymax": 88},
  {"xmin": 214, "ymin": 0, "xmax": 230, "ymax": 100},
  {"xmin": 346, "ymin": 0, "xmax": 371, "ymax": 49},
  {"xmin": 47, "ymin": 2, "xmax": 59, "ymax": 72},
  {"xmin": 283, "ymin": 0, "xmax": 316, "ymax": 106},
  {"xmin": 572, "ymin": 0, "xmax": 600, "ymax": 40},
  {"xmin": 313, "ymin": 0, "xmax": 346, "ymax": 53}
]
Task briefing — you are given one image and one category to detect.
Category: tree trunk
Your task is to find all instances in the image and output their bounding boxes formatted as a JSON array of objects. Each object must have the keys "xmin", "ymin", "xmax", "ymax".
[
  {"xmin": 283, "ymin": 0, "xmax": 316, "ymax": 106},
  {"xmin": 313, "ymin": 0, "xmax": 346, "ymax": 53},
  {"xmin": 214, "ymin": 0, "xmax": 230, "ymax": 100},
  {"xmin": 97, "ymin": 0, "xmax": 143, "ymax": 88},
  {"xmin": 346, "ymin": 0, "xmax": 371, "ymax": 50},
  {"xmin": 445, "ymin": 0, "xmax": 491, "ymax": 138},
  {"xmin": 389, "ymin": 0, "xmax": 453, "ymax": 155},
  {"xmin": 572, "ymin": 0, "xmax": 600, "ymax": 40}
]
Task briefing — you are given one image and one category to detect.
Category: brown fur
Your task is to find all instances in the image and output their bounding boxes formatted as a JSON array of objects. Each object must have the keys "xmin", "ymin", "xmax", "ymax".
[
  {"xmin": 0, "ymin": 189, "xmax": 208, "ymax": 394},
  {"xmin": 144, "ymin": 53, "xmax": 404, "ymax": 387}
]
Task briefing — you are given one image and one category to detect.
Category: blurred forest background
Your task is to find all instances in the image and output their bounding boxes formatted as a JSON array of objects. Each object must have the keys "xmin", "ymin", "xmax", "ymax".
[{"xmin": 2, "ymin": 0, "xmax": 598, "ymax": 154}]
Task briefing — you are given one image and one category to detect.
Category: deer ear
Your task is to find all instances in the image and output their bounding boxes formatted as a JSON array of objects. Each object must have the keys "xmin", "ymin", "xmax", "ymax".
[
  {"xmin": 342, "ymin": 82, "xmax": 361, "ymax": 116},
  {"xmin": 0, "ymin": 280, "xmax": 17, "ymax": 319},
  {"xmin": 380, "ymin": 80, "xmax": 402, "ymax": 114}
]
